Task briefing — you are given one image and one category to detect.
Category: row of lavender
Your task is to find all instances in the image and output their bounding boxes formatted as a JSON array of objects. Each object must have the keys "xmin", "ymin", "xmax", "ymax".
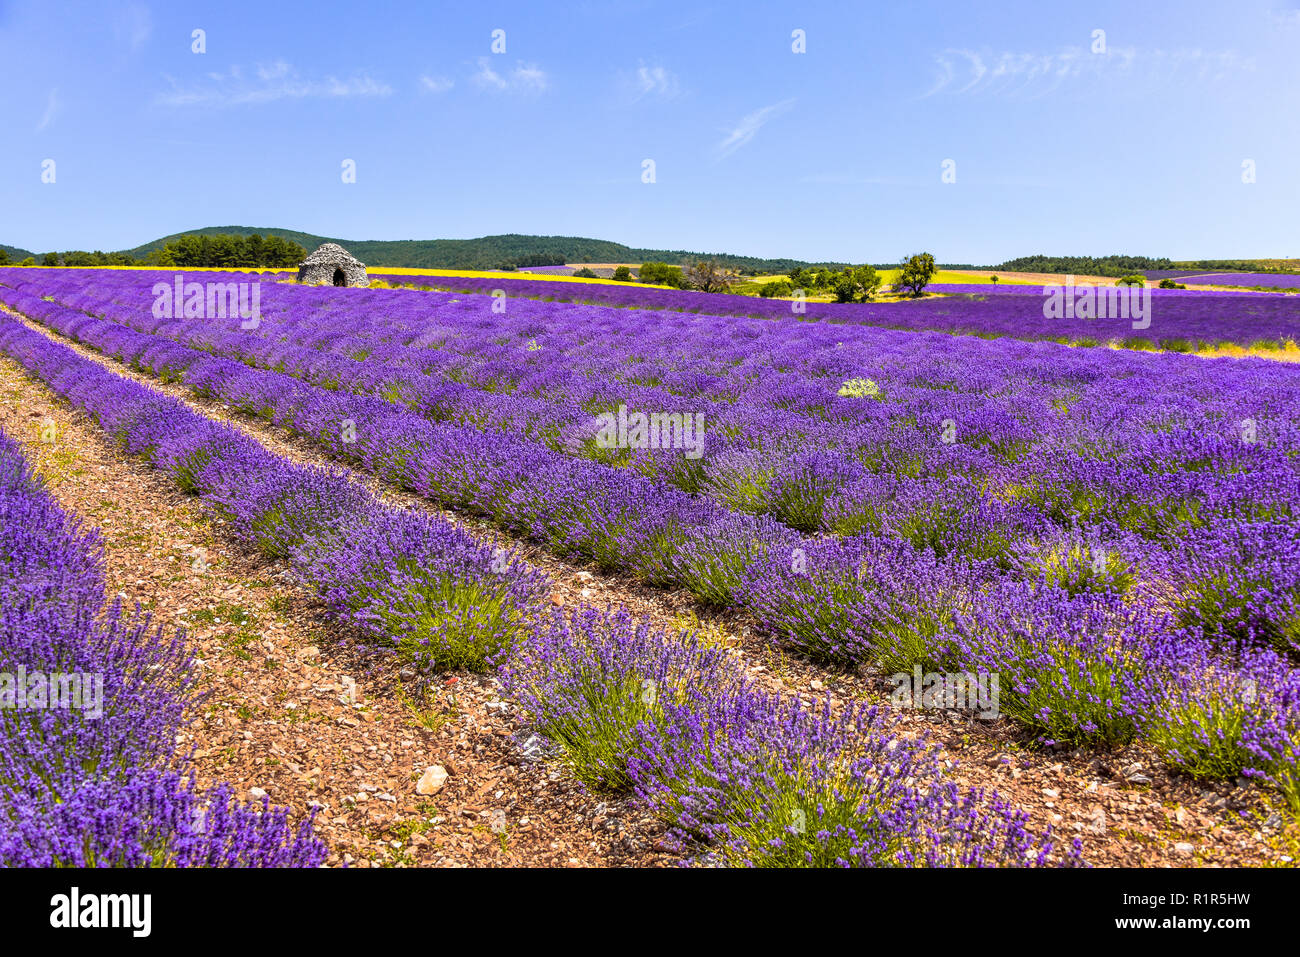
[
  {"xmin": 10, "ymin": 269, "xmax": 1069, "ymax": 511},
  {"xmin": 0, "ymin": 318, "xmax": 1068, "ymax": 867},
  {"xmin": 8, "ymin": 273, "xmax": 1299, "ymax": 668},
  {"xmin": 3, "ymin": 273, "xmax": 1298, "ymax": 812},
  {"xmin": 364, "ymin": 270, "xmax": 1300, "ymax": 347},
  {"xmin": 14, "ymin": 271, "xmax": 1300, "ymax": 515},
  {"xmin": 12, "ymin": 270, "xmax": 1300, "ymax": 659},
  {"xmin": 0, "ymin": 425, "xmax": 325, "ymax": 866},
  {"xmin": 8, "ymin": 266, "xmax": 1296, "ymax": 348},
  {"xmin": 1144, "ymin": 271, "xmax": 1300, "ymax": 290}
]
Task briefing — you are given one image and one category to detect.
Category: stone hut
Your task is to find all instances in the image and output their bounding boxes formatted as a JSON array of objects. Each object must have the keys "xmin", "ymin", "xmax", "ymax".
[{"xmin": 296, "ymin": 242, "xmax": 369, "ymax": 287}]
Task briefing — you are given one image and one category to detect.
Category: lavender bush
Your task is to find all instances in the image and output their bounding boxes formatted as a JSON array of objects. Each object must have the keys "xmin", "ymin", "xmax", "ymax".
[
  {"xmin": 0, "ymin": 428, "xmax": 325, "ymax": 867},
  {"xmin": 298, "ymin": 508, "xmax": 547, "ymax": 673},
  {"xmin": 500, "ymin": 607, "xmax": 746, "ymax": 790},
  {"xmin": 630, "ymin": 690, "xmax": 1079, "ymax": 867},
  {"xmin": 948, "ymin": 582, "xmax": 1178, "ymax": 746},
  {"xmin": 1147, "ymin": 643, "xmax": 1300, "ymax": 788}
]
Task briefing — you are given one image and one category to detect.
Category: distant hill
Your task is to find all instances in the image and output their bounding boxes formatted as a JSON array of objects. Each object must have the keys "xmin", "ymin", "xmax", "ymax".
[
  {"xmin": 120, "ymin": 226, "xmax": 329, "ymax": 261},
  {"xmin": 114, "ymin": 226, "xmax": 849, "ymax": 273},
  {"xmin": 0, "ymin": 244, "xmax": 35, "ymax": 261},
  {"xmin": 997, "ymin": 254, "xmax": 1300, "ymax": 278}
]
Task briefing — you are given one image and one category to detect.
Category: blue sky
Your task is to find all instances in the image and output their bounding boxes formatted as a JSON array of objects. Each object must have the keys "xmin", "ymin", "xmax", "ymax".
[{"xmin": 2, "ymin": 0, "xmax": 1299, "ymax": 264}]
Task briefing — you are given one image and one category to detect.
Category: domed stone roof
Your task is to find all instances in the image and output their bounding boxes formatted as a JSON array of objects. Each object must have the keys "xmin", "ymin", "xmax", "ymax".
[{"xmin": 297, "ymin": 243, "xmax": 369, "ymax": 287}]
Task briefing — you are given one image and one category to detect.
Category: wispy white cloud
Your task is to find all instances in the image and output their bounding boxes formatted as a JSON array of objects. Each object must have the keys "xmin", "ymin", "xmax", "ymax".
[
  {"xmin": 257, "ymin": 61, "xmax": 289, "ymax": 82},
  {"xmin": 419, "ymin": 74, "xmax": 454, "ymax": 94},
  {"xmin": 1270, "ymin": 5, "xmax": 1300, "ymax": 26},
  {"xmin": 714, "ymin": 98, "xmax": 794, "ymax": 160},
  {"xmin": 922, "ymin": 44, "xmax": 1247, "ymax": 97},
  {"xmin": 950, "ymin": 50, "xmax": 988, "ymax": 94},
  {"xmin": 156, "ymin": 61, "xmax": 393, "ymax": 106},
  {"xmin": 115, "ymin": 2, "xmax": 152, "ymax": 53},
  {"xmin": 36, "ymin": 88, "xmax": 59, "ymax": 131},
  {"xmin": 631, "ymin": 63, "xmax": 680, "ymax": 99},
  {"xmin": 512, "ymin": 62, "xmax": 548, "ymax": 92},
  {"xmin": 473, "ymin": 58, "xmax": 506, "ymax": 90},
  {"xmin": 1146, "ymin": 47, "xmax": 1254, "ymax": 80},
  {"xmin": 924, "ymin": 46, "xmax": 1110, "ymax": 97},
  {"xmin": 472, "ymin": 57, "xmax": 547, "ymax": 93}
]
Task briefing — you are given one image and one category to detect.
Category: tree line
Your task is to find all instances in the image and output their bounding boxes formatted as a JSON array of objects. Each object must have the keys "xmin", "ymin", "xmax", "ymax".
[
  {"xmin": 149, "ymin": 233, "xmax": 307, "ymax": 267},
  {"xmin": 0, "ymin": 249, "xmax": 134, "ymax": 267},
  {"xmin": 996, "ymin": 254, "xmax": 1174, "ymax": 277},
  {"xmin": 0, "ymin": 234, "xmax": 307, "ymax": 269},
  {"xmin": 755, "ymin": 255, "xmax": 937, "ymax": 302},
  {"xmin": 1171, "ymin": 260, "xmax": 1299, "ymax": 274},
  {"xmin": 614, "ymin": 254, "xmax": 939, "ymax": 301},
  {"xmin": 611, "ymin": 260, "xmax": 739, "ymax": 292}
]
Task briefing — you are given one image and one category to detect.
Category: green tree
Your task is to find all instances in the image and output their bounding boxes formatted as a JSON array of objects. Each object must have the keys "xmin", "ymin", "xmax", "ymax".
[
  {"xmin": 639, "ymin": 261, "xmax": 687, "ymax": 288},
  {"xmin": 146, "ymin": 246, "xmax": 177, "ymax": 267},
  {"xmin": 894, "ymin": 253, "xmax": 937, "ymax": 297},
  {"xmin": 156, "ymin": 233, "xmax": 305, "ymax": 269},
  {"xmin": 787, "ymin": 266, "xmax": 815, "ymax": 290},
  {"xmin": 42, "ymin": 252, "xmax": 58, "ymax": 266},
  {"xmin": 19, "ymin": 257, "xmax": 35, "ymax": 267},
  {"xmin": 261, "ymin": 235, "xmax": 306, "ymax": 267},
  {"xmin": 243, "ymin": 233, "xmax": 265, "ymax": 268},
  {"xmin": 996, "ymin": 254, "xmax": 1173, "ymax": 278},
  {"xmin": 684, "ymin": 260, "xmax": 735, "ymax": 293},
  {"xmin": 612, "ymin": 265, "xmax": 633, "ymax": 282},
  {"xmin": 758, "ymin": 279, "xmax": 794, "ymax": 298},
  {"xmin": 813, "ymin": 268, "xmax": 837, "ymax": 289},
  {"xmin": 572, "ymin": 267, "xmax": 598, "ymax": 278},
  {"xmin": 0, "ymin": 249, "xmax": 9, "ymax": 266},
  {"xmin": 831, "ymin": 265, "xmax": 882, "ymax": 303}
]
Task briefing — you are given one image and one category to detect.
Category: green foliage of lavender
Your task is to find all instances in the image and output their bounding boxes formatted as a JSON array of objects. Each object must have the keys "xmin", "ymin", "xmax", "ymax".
[
  {"xmin": 631, "ymin": 690, "xmax": 1079, "ymax": 867},
  {"xmin": 500, "ymin": 608, "xmax": 745, "ymax": 791},
  {"xmin": 950, "ymin": 584, "xmax": 1161, "ymax": 746}
]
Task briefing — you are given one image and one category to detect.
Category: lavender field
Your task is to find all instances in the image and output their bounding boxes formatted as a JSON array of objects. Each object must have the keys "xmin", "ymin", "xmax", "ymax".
[
  {"xmin": 1146, "ymin": 271, "xmax": 1300, "ymax": 289},
  {"xmin": 1178, "ymin": 273, "xmax": 1300, "ymax": 290},
  {"xmin": 0, "ymin": 265, "xmax": 1297, "ymax": 872},
  {"xmin": 368, "ymin": 269, "xmax": 1300, "ymax": 348}
]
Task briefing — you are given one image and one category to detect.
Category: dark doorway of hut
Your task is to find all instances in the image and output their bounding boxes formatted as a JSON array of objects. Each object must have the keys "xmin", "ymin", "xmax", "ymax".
[{"xmin": 332, "ymin": 268, "xmax": 346, "ymax": 286}]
